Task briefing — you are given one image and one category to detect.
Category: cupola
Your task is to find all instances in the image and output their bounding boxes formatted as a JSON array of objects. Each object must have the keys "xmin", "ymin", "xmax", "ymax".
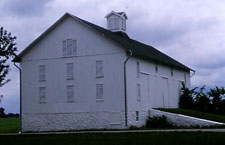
[{"xmin": 105, "ymin": 11, "xmax": 128, "ymax": 32}]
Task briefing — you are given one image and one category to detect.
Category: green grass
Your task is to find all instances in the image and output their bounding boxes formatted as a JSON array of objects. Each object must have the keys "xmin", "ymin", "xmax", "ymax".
[
  {"xmin": 0, "ymin": 117, "xmax": 225, "ymax": 145},
  {"xmin": 1, "ymin": 132, "xmax": 225, "ymax": 145},
  {"xmin": 158, "ymin": 108, "xmax": 225, "ymax": 123},
  {"xmin": 0, "ymin": 117, "xmax": 19, "ymax": 133}
]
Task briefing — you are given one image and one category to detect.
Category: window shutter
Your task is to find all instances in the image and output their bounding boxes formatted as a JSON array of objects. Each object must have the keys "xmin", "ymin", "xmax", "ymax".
[
  {"xmin": 96, "ymin": 61, "xmax": 103, "ymax": 77},
  {"xmin": 73, "ymin": 40, "xmax": 77, "ymax": 56},
  {"xmin": 39, "ymin": 87, "xmax": 46, "ymax": 103},
  {"xmin": 67, "ymin": 39, "xmax": 73, "ymax": 56},
  {"xmin": 67, "ymin": 63, "xmax": 73, "ymax": 79},
  {"xmin": 122, "ymin": 19, "xmax": 126, "ymax": 30},
  {"xmin": 39, "ymin": 65, "xmax": 45, "ymax": 81},
  {"xmin": 96, "ymin": 84, "xmax": 103, "ymax": 100},
  {"xmin": 114, "ymin": 17, "xmax": 119, "ymax": 29},
  {"xmin": 67, "ymin": 85, "xmax": 74, "ymax": 102},
  {"xmin": 63, "ymin": 39, "xmax": 76, "ymax": 57},
  {"xmin": 63, "ymin": 40, "xmax": 66, "ymax": 56},
  {"xmin": 108, "ymin": 17, "xmax": 113, "ymax": 29}
]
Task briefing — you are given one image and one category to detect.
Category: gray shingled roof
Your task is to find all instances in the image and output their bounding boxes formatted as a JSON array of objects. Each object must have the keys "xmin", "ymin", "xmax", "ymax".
[
  {"xmin": 13, "ymin": 13, "xmax": 192, "ymax": 71},
  {"xmin": 74, "ymin": 14, "xmax": 192, "ymax": 71}
]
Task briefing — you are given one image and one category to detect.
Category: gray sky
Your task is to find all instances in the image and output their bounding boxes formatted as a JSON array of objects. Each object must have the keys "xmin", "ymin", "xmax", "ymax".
[{"xmin": 1, "ymin": 0, "xmax": 225, "ymax": 113}]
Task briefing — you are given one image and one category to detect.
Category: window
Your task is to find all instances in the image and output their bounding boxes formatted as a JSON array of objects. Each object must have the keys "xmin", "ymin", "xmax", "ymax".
[
  {"xmin": 137, "ymin": 62, "xmax": 140, "ymax": 78},
  {"xmin": 171, "ymin": 68, "xmax": 174, "ymax": 76},
  {"xmin": 136, "ymin": 111, "xmax": 139, "ymax": 121},
  {"xmin": 113, "ymin": 17, "xmax": 119, "ymax": 29},
  {"xmin": 63, "ymin": 39, "xmax": 76, "ymax": 57},
  {"xmin": 67, "ymin": 63, "xmax": 73, "ymax": 79},
  {"xmin": 39, "ymin": 87, "xmax": 46, "ymax": 103},
  {"xmin": 39, "ymin": 65, "xmax": 45, "ymax": 81},
  {"xmin": 67, "ymin": 85, "xmax": 74, "ymax": 102},
  {"xmin": 107, "ymin": 16, "xmax": 120, "ymax": 30},
  {"xmin": 96, "ymin": 84, "xmax": 103, "ymax": 101},
  {"xmin": 96, "ymin": 60, "xmax": 103, "ymax": 78},
  {"xmin": 122, "ymin": 18, "xmax": 126, "ymax": 31},
  {"xmin": 137, "ymin": 84, "xmax": 141, "ymax": 101},
  {"xmin": 155, "ymin": 64, "xmax": 158, "ymax": 73},
  {"xmin": 63, "ymin": 40, "xmax": 67, "ymax": 56}
]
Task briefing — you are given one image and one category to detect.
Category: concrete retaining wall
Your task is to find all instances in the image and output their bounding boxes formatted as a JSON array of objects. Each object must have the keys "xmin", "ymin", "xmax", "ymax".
[{"xmin": 149, "ymin": 109, "xmax": 224, "ymax": 127}]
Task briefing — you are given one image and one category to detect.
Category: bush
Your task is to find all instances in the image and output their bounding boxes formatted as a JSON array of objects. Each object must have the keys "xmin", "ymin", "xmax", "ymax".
[{"xmin": 146, "ymin": 115, "xmax": 173, "ymax": 128}]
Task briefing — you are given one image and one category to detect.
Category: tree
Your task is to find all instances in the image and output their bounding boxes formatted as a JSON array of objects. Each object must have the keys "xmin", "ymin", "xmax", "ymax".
[
  {"xmin": 0, "ymin": 27, "xmax": 17, "ymax": 87},
  {"xmin": 194, "ymin": 86, "xmax": 211, "ymax": 112},
  {"xmin": 0, "ymin": 107, "xmax": 6, "ymax": 118},
  {"xmin": 208, "ymin": 86, "xmax": 225, "ymax": 114},
  {"xmin": 179, "ymin": 82, "xmax": 196, "ymax": 109}
]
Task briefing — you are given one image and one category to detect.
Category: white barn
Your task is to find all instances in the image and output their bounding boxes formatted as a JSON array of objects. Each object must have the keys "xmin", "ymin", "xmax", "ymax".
[{"xmin": 13, "ymin": 11, "xmax": 193, "ymax": 132}]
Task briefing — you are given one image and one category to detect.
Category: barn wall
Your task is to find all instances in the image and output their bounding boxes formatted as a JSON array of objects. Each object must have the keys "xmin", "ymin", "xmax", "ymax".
[
  {"xmin": 20, "ymin": 16, "xmax": 127, "ymax": 131},
  {"xmin": 126, "ymin": 57, "xmax": 190, "ymax": 126}
]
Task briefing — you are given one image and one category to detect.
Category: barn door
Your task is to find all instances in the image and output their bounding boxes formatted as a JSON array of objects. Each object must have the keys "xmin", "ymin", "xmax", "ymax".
[{"xmin": 162, "ymin": 77, "xmax": 169, "ymax": 108}]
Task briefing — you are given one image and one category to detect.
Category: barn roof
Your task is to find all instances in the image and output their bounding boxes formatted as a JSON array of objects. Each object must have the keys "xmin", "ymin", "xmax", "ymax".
[{"xmin": 13, "ymin": 13, "xmax": 192, "ymax": 71}]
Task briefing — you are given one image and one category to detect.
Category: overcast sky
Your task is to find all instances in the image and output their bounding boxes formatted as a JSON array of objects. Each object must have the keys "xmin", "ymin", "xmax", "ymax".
[{"xmin": 1, "ymin": 0, "xmax": 225, "ymax": 113}]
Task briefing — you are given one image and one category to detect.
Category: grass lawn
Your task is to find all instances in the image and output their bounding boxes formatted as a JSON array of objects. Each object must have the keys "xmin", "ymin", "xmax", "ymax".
[
  {"xmin": 0, "ymin": 117, "xmax": 19, "ymax": 133},
  {"xmin": 1, "ymin": 117, "xmax": 225, "ymax": 145},
  {"xmin": 158, "ymin": 108, "xmax": 225, "ymax": 123},
  {"xmin": 1, "ymin": 132, "xmax": 225, "ymax": 145}
]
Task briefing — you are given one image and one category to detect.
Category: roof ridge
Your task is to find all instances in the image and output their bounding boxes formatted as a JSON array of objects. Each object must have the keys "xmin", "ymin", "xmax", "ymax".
[{"xmin": 14, "ymin": 12, "xmax": 192, "ymax": 71}]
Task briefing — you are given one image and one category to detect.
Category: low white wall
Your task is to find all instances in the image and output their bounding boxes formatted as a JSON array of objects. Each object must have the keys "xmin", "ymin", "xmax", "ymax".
[
  {"xmin": 22, "ymin": 112, "xmax": 126, "ymax": 132},
  {"xmin": 149, "ymin": 109, "xmax": 224, "ymax": 127}
]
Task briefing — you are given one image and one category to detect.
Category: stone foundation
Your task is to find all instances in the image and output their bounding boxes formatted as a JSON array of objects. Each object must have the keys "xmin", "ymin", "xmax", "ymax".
[
  {"xmin": 127, "ymin": 110, "xmax": 148, "ymax": 127},
  {"xmin": 22, "ymin": 111, "xmax": 126, "ymax": 132}
]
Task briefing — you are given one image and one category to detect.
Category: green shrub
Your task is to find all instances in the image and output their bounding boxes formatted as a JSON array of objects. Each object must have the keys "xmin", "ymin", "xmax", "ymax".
[
  {"xmin": 129, "ymin": 125, "xmax": 141, "ymax": 130},
  {"xmin": 146, "ymin": 115, "xmax": 173, "ymax": 128}
]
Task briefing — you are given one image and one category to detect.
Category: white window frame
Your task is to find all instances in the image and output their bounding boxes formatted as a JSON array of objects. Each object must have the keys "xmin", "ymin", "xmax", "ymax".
[
  {"xmin": 63, "ymin": 39, "xmax": 77, "ymax": 57},
  {"xmin": 96, "ymin": 60, "xmax": 103, "ymax": 78},
  {"xmin": 67, "ymin": 63, "xmax": 73, "ymax": 80},
  {"xmin": 39, "ymin": 65, "xmax": 45, "ymax": 81},
  {"xmin": 96, "ymin": 84, "xmax": 104, "ymax": 101},
  {"xmin": 137, "ymin": 84, "xmax": 141, "ymax": 101},
  {"xmin": 39, "ymin": 87, "xmax": 46, "ymax": 103},
  {"xmin": 67, "ymin": 85, "xmax": 75, "ymax": 102}
]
